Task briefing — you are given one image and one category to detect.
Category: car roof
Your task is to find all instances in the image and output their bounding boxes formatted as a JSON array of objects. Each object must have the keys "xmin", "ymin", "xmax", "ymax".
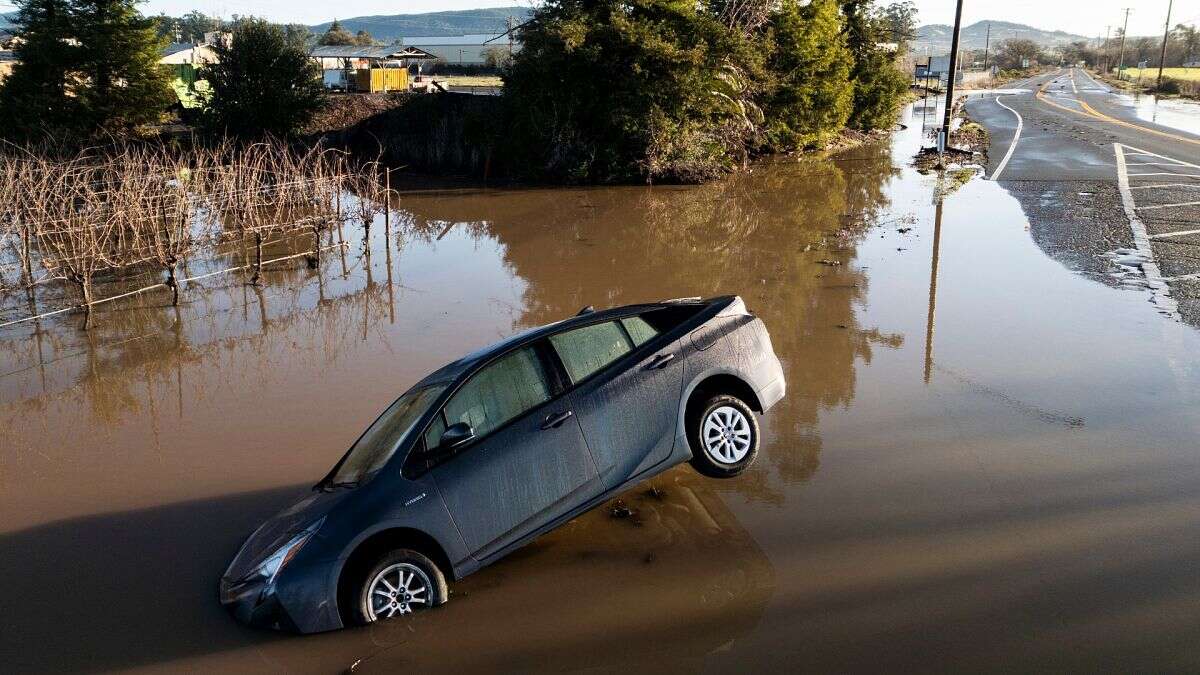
[{"xmin": 415, "ymin": 297, "xmax": 728, "ymax": 386}]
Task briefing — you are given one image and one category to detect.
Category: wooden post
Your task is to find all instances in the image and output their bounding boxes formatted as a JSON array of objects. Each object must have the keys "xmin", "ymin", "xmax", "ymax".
[
  {"xmin": 251, "ymin": 232, "xmax": 263, "ymax": 285},
  {"xmin": 167, "ymin": 262, "xmax": 179, "ymax": 305},
  {"xmin": 20, "ymin": 223, "xmax": 32, "ymax": 284}
]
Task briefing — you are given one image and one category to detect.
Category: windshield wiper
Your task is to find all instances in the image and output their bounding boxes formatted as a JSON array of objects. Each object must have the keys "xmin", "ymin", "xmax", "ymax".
[{"xmin": 315, "ymin": 480, "xmax": 359, "ymax": 492}]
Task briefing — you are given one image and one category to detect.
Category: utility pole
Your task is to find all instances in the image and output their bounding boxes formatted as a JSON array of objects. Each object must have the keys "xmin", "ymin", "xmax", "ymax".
[
  {"xmin": 1117, "ymin": 8, "xmax": 1132, "ymax": 79},
  {"xmin": 506, "ymin": 15, "xmax": 515, "ymax": 59},
  {"xmin": 1157, "ymin": 0, "xmax": 1174, "ymax": 90},
  {"xmin": 939, "ymin": 0, "xmax": 965, "ymax": 152},
  {"xmin": 1104, "ymin": 26, "xmax": 1111, "ymax": 72},
  {"xmin": 982, "ymin": 22, "xmax": 991, "ymax": 73}
]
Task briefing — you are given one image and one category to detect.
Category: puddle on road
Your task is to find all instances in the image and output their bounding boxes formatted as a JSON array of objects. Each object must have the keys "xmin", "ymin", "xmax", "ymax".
[
  {"xmin": 1124, "ymin": 92, "xmax": 1200, "ymax": 137},
  {"xmin": 4, "ymin": 106, "xmax": 1200, "ymax": 673}
]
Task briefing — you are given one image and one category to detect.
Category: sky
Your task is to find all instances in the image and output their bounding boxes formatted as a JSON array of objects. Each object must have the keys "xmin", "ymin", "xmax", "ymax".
[{"xmin": 2, "ymin": 0, "xmax": 1197, "ymax": 36}]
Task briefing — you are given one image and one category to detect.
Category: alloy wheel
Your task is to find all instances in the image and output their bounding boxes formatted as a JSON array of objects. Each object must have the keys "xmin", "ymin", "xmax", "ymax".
[
  {"xmin": 366, "ymin": 562, "xmax": 432, "ymax": 620},
  {"xmin": 702, "ymin": 405, "xmax": 752, "ymax": 464}
]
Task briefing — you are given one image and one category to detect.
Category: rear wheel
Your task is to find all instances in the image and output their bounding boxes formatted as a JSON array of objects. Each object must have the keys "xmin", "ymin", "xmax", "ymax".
[
  {"xmin": 354, "ymin": 549, "xmax": 448, "ymax": 624},
  {"xmin": 688, "ymin": 394, "xmax": 759, "ymax": 478}
]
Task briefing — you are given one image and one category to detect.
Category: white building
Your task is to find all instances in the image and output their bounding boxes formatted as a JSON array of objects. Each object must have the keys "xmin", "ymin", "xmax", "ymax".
[{"xmin": 159, "ymin": 43, "xmax": 220, "ymax": 66}]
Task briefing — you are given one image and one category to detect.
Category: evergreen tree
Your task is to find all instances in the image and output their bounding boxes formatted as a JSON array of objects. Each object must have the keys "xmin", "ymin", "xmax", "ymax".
[
  {"xmin": 202, "ymin": 18, "xmax": 326, "ymax": 137},
  {"xmin": 283, "ymin": 23, "xmax": 313, "ymax": 51},
  {"xmin": 318, "ymin": 19, "xmax": 355, "ymax": 46},
  {"xmin": 765, "ymin": 0, "xmax": 853, "ymax": 150},
  {"xmin": 72, "ymin": 0, "xmax": 174, "ymax": 132},
  {"xmin": 0, "ymin": 0, "xmax": 80, "ymax": 138},
  {"xmin": 841, "ymin": 0, "xmax": 908, "ymax": 131},
  {"xmin": 353, "ymin": 29, "xmax": 374, "ymax": 46}
]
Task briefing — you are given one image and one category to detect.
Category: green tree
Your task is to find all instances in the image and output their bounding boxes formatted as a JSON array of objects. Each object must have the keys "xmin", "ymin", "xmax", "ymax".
[
  {"xmin": 505, "ymin": 0, "xmax": 758, "ymax": 183},
  {"xmin": 765, "ymin": 0, "xmax": 853, "ymax": 150},
  {"xmin": 841, "ymin": 0, "xmax": 908, "ymax": 131},
  {"xmin": 283, "ymin": 23, "xmax": 313, "ymax": 50},
  {"xmin": 202, "ymin": 18, "xmax": 326, "ymax": 137},
  {"xmin": 995, "ymin": 38, "xmax": 1039, "ymax": 70},
  {"xmin": 72, "ymin": 0, "xmax": 174, "ymax": 132},
  {"xmin": 0, "ymin": 0, "xmax": 79, "ymax": 138},
  {"xmin": 877, "ymin": 1, "xmax": 916, "ymax": 49},
  {"xmin": 318, "ymin": 18, "xmax": 355, "ymax": 46},
  {"xmin": 180, "ymin": 10, "xmax": 219, "ymax": 42},
  {"xmin": 353, "ymin": 29, "xmax": 375, "ymax": 46},
  {"xmin": 1177, "ymin": 24, "xmax": 1200, "ymax": 65}
]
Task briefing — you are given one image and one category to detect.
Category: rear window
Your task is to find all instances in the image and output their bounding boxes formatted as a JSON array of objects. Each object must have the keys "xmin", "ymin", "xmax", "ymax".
[
  {"xmin": 638, "ymin": 306, "xmax": 705, "ymax": 332},
  {"xmin": 550, "ymin": 321, "xmax": 632, "ymax": 383},
  {"xmin": 621, "ymin": 316, "xmax": 658, "ymax": 346}
]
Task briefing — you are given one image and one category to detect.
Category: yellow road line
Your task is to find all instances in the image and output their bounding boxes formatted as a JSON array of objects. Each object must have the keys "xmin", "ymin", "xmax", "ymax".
[{"xmin": 1032, "ymin": 72, "xmax": 1200, "ymax": 146}]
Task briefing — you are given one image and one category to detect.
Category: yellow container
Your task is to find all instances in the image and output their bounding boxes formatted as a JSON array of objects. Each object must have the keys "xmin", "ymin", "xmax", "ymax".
[{"xmin": 354, "ymin": 68, "xmax": 408, "ymax": 93}]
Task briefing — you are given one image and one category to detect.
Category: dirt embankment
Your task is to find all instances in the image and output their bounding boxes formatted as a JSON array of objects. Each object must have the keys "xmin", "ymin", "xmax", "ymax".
[{"xmin": 301, "ymin": 93, "xmax": 412, "ymax": 137}]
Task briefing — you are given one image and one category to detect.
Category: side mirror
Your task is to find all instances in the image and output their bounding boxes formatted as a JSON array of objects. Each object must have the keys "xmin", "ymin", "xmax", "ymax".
[{"xmin": 439, "ymin": 422, "xmax": 475, "ymax": 449}]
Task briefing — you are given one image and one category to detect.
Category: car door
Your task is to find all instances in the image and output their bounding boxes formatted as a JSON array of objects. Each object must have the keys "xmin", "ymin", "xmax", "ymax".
[
  {"xmin": 549, "ymin": 316, "xmax": 686, "ymax": 490},
  {"xmin": 428, "ymin": 343, "xmax": 601, "ymax": 559}
]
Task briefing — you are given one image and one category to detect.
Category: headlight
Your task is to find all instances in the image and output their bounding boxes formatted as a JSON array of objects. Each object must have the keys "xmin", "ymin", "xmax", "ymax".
[{"xmin": 242, "ymin": 518, "xmax": 324, "ymax": 589}]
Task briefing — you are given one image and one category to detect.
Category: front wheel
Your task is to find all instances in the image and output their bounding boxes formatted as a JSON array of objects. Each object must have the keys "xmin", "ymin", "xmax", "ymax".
[
  {"xmin": 688, "ymin": 394, "xmax": 760, "ymax": 478},
  {"xmin": 354, "ymin": 549, "xmax": 448, "ymax": 624}
]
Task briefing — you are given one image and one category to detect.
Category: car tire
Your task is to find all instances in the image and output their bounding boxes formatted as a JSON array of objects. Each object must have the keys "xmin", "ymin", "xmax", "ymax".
[
  {"xmin": 352, "ymin": 549, "xmax": 448, "ymax": 625},
  {"xmin": 688, "ymin": 394, "xmax": 760, "ymax": 478}
]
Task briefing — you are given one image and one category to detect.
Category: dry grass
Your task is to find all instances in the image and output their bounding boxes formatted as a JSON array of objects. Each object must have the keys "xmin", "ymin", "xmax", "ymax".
[
  {"xmin": 440, "ymin": 75, "xmax": 504, "ymax": 88},
  {"xmin": 1118, "ymin": 67, "xmax": 1200, "ymax": 82}
]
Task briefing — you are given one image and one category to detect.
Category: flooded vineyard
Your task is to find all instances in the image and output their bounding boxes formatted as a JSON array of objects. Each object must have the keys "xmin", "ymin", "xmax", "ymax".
[{"xmin": 3, "ymin": 106, "xmax": 1200, "ymax": 673}]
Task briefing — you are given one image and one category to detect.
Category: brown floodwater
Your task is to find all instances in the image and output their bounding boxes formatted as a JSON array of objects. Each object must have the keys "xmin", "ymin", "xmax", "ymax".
[{"xmin": 4, "ymin": 107, "xmax": 1200, "ymax": 673}]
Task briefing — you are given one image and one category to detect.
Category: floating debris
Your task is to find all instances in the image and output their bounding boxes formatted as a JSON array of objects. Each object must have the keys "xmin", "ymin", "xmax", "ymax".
[{"xmin": 609, "ymin": 500, "xmax": 634, "ymax": 519}]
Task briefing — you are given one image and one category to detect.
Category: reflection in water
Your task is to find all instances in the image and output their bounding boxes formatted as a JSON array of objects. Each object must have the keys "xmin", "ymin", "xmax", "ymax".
[
  {"xmin": 0, "ymin": 135, "xmax": 902, "ymax": 672},
  {"xmin": 9, "ymin": 109, "xmax": 1198, "ymax": 672}
]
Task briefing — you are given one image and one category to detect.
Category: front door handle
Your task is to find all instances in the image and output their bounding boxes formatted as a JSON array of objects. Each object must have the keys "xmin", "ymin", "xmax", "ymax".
[
  {"xmin": 540, "ymin": 410, "xmax": 574, "ymax": 430},
  {"xmin": 645, "ymin": 353, "xmax": 675, "ymax": 370}
]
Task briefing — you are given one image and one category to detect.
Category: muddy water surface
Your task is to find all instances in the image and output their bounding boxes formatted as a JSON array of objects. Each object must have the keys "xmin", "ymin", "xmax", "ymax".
[{"xmin": 4, "ymin": 108, "xmax": 1200, "ymax": 673}]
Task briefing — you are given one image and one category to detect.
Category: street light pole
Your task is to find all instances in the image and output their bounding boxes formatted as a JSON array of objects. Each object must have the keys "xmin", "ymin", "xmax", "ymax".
[
  {"xmin": 939, "ymin": 0, "xmax": 965, "ymax": 152},
  {"xmin": 1117, "ymin": 8, "xmax": 1132, "ymax": 79},
  {"xmin": 1157, "ymin": 0, "xmax": 1174, "ymax": 90}
]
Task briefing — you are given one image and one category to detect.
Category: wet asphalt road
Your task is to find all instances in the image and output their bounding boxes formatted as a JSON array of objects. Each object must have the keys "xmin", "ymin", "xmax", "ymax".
[{"xmin": 964, "ymin": 69, "xmax": 1200, "ymax": 324}]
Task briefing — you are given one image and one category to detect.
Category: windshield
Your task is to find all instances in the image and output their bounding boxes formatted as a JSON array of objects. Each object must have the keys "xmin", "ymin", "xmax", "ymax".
[{"xmin": 330, "ymin": 384, "xmax": 446, "ymax": 485}]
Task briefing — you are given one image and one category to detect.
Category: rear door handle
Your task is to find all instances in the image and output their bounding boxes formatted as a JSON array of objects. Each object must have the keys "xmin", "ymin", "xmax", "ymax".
[
  {"xmin": 540, "ymin": 410, "xmax": 574, "ymax": 430},
  {"xmin": 645, "ymin": 353, "xmax": 675, "ymax": 370}
]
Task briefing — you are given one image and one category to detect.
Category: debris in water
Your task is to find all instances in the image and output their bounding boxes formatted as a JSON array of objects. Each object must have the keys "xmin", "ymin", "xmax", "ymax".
[
  {"xmin": 816, "ymin": 259, "xmax": 842, "ymax": 267},
  {"xmin": 836, "ymin": 324, "xmax": 848, "ymax": 329},
  {"xmin": 646, "ymin": 486, "xmax": 665, "ymax": 500},
  {"xmin": 644, "ymin": 552, "xmax": 656, "ymax": 564},
  {"xmin": 609, "ymin": 500, "xmax": 634, "ymax": 519},
  {"xmin": 898, "ymin": 227, "xmax": 912, "ymax": 234},
  {"xmin": 347, "ymin": 659, "xmax": 362, "ymax": 673}
]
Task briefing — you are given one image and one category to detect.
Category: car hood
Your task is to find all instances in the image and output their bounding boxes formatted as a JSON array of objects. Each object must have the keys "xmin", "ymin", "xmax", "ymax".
[{"xmin": 223, "ymin": 489, "xmax": 348, "ymax": 581}]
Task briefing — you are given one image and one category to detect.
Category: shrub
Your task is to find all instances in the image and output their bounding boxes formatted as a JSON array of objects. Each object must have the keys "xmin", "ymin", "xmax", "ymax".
[{"xmin": 201, "ymin": 19, "xmax": 326, "ymax": 138}]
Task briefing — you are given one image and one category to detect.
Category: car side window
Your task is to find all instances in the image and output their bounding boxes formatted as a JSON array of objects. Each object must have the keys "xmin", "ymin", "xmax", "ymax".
[
  {"xmin": 549, "ymin": 321, "xmax": 633, "ymax": 384},
  {"xmin": 423, "ymin": 414, "xmax": 447, "ymax": 450},
  {"xmin": 620, "ymin": 316, "xmax": 659, "ymax": 347},
  {"xmin": 439, "ymin": 347, "xmax": 552, "ymax": 444}
]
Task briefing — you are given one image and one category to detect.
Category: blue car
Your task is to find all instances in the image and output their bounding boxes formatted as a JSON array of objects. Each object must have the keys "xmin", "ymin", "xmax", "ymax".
[{"xmin": 220, "ymin": 295, "xmax": 786, "ymax": 632}]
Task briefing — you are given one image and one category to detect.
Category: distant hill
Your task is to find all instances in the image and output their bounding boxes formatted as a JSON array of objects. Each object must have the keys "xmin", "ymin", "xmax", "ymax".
[
  {"xmin": 1, "ymin": 12, "xmax": 15, "ymax": 30},
  {"xmin": 310, "ymin": 7, "xmax": 532, "ymax": 42},
  {"xmin": 915, "ymin": 20, "xmax": 1090, "ymax": 54}
]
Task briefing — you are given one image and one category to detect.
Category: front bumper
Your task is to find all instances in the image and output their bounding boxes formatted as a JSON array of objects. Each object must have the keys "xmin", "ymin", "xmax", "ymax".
[
  {"xmin": 219, "ymin": 559, "xmax": 344, "ymax": 634},
  {"xmin": 219, "ymin": 576, "xmax": 301, "ymax": 632}
]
